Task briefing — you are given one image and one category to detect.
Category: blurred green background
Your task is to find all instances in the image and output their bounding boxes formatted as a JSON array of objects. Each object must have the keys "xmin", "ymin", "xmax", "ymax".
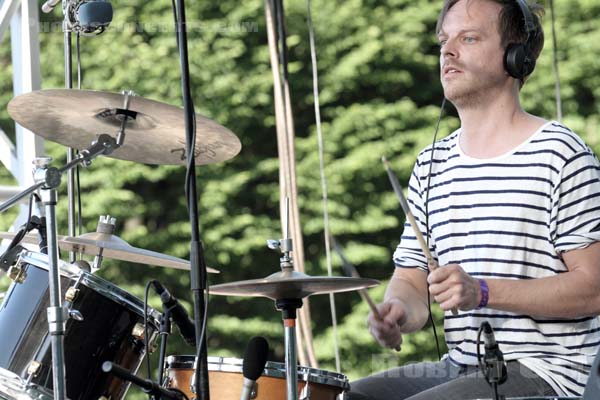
[{"xmin": 0, "ymin": 0, "xmax": 599, "ymax": 398}]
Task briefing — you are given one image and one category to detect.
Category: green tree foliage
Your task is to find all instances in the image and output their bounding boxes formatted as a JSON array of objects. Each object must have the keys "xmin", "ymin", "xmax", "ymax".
[{"xmin": 0, "ymin": 0, "xmax": 599, "ymax": 398}]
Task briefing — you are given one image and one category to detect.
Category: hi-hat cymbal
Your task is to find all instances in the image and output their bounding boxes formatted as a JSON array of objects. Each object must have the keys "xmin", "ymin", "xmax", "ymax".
[
  {"xmin": 210, "ymin": 270, "xmax": 378, "ymax": 299},
  {"xmin": 7, "ymin": 89, "xmax": 241, "ymax": 165},
  {"xmin": 0, "ymin": 231, "xmax": 218, "ymax": 272}
]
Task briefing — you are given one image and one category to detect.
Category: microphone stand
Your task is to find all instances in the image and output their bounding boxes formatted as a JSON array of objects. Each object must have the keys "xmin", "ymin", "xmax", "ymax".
[
  {"xmin": 102, "ymin": 361, "xmax": 184, "ymax": 400},
  {"xmin": 58, "ymin": 0, "xmax": 79, "ymax": 264},
  {"xmin": 157, "ymin": 308, "xmax": 172, "ymax": 384},
  {"xmin": 479, "ymin": 322, "xmax": 507, "ymax": 400},
  {"xmin": 173, "ymin": 0, "xmax": 210, "ymax": 398}
]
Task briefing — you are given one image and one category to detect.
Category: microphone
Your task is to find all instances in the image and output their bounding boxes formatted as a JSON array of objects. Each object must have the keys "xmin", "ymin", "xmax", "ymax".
[
  {"xmin": 481, "ymin": 321, "xmax": 507, "ymax": 385},
  {"xmin": 152, "ymin": 281, "xmax": 196, "ymax": 347},
  {"xmin": 240, "ymin": 336, "xmax": 269, "ymax": 400},
  {"xmin": 74, "ymin": 0, "xmax": 113, "ymax": 33}
]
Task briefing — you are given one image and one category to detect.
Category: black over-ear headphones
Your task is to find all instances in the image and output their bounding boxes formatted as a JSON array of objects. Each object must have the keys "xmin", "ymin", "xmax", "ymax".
[{"xmin": 503, "ymin": 0, "xmax": 537, "ymax": 80}]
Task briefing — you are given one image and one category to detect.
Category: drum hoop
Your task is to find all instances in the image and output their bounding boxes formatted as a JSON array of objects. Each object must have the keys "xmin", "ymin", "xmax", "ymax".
[
  {"xmin": 166, "ymin": 356, "xmax": 350, "ymax": 389},
  {"xmin": 0, "ymin": 368, "xmax": 53, "ymax": 400},
  {"xmin": 19, "ymin": 251, "xmax": 161, "ymax": 324}
]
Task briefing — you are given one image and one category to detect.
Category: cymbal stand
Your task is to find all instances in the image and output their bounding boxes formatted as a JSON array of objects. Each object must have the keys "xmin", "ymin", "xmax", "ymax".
[
  {"xmin": 275, "ymin": 297, "xmax": 302, "ymax": 400},
  {"xmin": 0, "ymin": 134, "xmax": 120, "ymax": 400},
  {"xmin": 268, "ymin": 201, "xmax": 300, "ymax": 400}
]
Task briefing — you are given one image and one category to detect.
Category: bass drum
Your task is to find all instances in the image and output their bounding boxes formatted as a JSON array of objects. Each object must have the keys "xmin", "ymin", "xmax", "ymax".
[
  {"xmin": 165, "ymin": 355, "xmax": 350, "ymax": 399},
  {"xmin": 0, "ymin": 251, "xmax": 161, "ymax": 400}
]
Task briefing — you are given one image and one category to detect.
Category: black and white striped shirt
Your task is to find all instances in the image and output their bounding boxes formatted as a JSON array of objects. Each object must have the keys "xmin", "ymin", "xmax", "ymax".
[{"xmin": 393, "ymin": 121, "xmax": 600, "ymax": 396}]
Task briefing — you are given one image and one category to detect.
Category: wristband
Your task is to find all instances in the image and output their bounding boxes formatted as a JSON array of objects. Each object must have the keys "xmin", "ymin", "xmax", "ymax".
[{"xmin": 478, "ymin": 279, "xmax": 489, "ymax": 309}]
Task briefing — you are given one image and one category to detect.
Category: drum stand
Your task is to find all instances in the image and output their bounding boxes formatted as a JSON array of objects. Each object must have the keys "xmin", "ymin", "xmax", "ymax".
[{"xmin": 0, "ymin": 134, "xmax": 120, "ymax": 399}]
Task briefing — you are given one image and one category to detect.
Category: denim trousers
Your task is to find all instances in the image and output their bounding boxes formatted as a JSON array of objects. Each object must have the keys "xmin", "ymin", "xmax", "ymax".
[{"xmin": 346, "ymin": 359, "xmax": 559, "ymax": 400}]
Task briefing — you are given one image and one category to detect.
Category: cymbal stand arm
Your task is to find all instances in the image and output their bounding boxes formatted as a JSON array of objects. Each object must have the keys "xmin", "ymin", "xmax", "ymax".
[
  {"xmin": 59, "ymin": 134, "xmax": 120, "ymax": 173},
  {"xmin": 0, "ymin": 134, "xmax": 119, "ymax": 216}
]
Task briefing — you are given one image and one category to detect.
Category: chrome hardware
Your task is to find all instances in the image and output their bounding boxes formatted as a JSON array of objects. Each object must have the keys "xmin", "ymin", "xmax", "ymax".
[{"xmin": 65, "ymin": 286, "xmax": 80, "ymax": 302}]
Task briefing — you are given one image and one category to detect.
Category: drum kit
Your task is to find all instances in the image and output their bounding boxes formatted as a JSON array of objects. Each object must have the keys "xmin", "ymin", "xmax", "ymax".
[{"xmin": 0, "ymin": 89, "xmax": 379, "ymax": 400}]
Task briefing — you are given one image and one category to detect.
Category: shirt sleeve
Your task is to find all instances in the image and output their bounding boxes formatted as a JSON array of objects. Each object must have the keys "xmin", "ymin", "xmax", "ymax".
[
  {"xmin": 392, "ymin": 161, "xmax": 437, "ymax": 272},
  {"xmin": 551, "ymin": 149, "xmax": 600, "ymax": 253}
]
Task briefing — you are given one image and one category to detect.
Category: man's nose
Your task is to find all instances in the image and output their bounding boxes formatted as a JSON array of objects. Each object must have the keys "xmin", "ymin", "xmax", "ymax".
[{"xmin": 441, "ymin": 40, "xmax": 458, "ymax": 59}]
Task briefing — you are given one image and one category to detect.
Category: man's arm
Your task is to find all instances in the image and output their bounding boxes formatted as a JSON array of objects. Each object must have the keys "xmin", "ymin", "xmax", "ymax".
[
  {"xmin": 367, "ymin": 266, "xmax": 430, "ymax": 349},
  {"xmin": 428, "ymin": 241, "xmax": 600, "ymax": 318},
  {"xmin": 382, "ymin": 267, "xmax": 431, "ymax": 332}
]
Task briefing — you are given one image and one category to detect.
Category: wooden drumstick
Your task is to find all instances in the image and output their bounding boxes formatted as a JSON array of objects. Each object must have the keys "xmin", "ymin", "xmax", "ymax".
[
  {"xmin": 382, "ymin": 157, "xmax": 458, "ymax": 315},
  {"xmin": 331, "ymin": 236, "xmax": 382, "ymax": 318},
  {"xmin": 331, "ymin": 236, "xmax": 401, "ymax": 351}
]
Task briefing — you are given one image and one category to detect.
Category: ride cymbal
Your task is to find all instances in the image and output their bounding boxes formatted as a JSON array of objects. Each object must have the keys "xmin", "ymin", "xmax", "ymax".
[{"xmin": 7, "ymin": 89, "xmax": 241, "ymax": 165}]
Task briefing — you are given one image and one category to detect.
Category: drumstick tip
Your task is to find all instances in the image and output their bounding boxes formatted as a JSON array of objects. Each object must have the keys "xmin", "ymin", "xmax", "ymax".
[{"xmin": 381, "ymin": 155, "xmax": 390, "ymax": 168}]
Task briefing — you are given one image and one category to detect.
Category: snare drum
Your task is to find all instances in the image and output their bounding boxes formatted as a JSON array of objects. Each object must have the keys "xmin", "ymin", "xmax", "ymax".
[
  {"xmin": 0, "ymin": 251, "xmax": 161, "ymax": 400},
  {"xmin": 165, "ymin": 355, "xmax": 350, "ymax": 399}
]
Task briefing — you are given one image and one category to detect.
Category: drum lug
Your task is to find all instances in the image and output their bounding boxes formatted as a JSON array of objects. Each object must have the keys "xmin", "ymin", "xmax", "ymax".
[
  {"xmin": 27, "ymin": 360, "xmax": 42, "ymax": 377},
  {"xmin": 131, "ymin": 322, "xmax": 157, "ymax": 353},
  {"xmin": 7, "ymin": 260, "xmax": 27, "ymax": 283},
  {"xmin": 131, "ymin": 322, "xmax": 146, "ymax": 340},
  {"xmin": 65, "ymin": 286, "xmax": 80, "ymax": 302}
]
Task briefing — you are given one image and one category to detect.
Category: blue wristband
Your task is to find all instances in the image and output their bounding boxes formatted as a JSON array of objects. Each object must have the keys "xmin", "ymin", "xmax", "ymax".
[{"xmin": 478, "ymin": 279, "xmax": 489, "ymax": 309}]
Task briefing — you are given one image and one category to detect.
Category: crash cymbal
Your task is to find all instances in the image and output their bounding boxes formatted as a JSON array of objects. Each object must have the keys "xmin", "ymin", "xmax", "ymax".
[
  {"xmin": 7, "ymin": 89, "xmax": 241, "ymax": 165},
  {"xmin": 210, "ymin": 270, "xmax": 378, "ymax": 299},
  {"xmin": 0, "ymin": 231, "xmax": 218, "ymax": 272}
]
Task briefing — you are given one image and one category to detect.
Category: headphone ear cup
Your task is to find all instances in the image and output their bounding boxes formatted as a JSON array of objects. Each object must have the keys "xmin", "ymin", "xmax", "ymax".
[
  {"xmin": 504, "ymin": 43, "xmax": 536, "ymax": 80},
  {"xmin": 504, "ymin": 43, "xmax": 526, "ymax": 79}
]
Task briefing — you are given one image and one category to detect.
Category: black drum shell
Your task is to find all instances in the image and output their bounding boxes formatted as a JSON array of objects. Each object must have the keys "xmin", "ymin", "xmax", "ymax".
[{"xmin": 0, "ymin": 252, "xmax": 160, "ymax": 400}]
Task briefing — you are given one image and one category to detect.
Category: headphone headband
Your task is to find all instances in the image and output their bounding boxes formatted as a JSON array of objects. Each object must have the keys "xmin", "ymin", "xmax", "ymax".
[
  {"xmin": 504, "ymin": 0, "xmax": 538, "ymax": 80},
  {"xmin": 514, "ymin": 0, "xmax": 536, "ymax": 43}
]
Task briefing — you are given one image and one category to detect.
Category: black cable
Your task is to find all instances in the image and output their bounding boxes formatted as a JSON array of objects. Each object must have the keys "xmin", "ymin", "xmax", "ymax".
[
  {"xmin": 76, "ymin": 32, "xmax": 82, "ymax": 89},
  {"xmin": 7, "ymin": 193, "xmax": 38, "ymax": 250},
  {"xmin": 424, "ymin": 98, "xmax": 446, "ymax": 361},
  {"xmin": 75, "ymin": 31, "xmax": 84, "ymax": 240},
  {"xmin": 144, "ymin": 280, "xmax": 155, "ymax": 388},
  {"xmin": 477, "ymin": 322, "xmax": 485, "ymax": 375},
  {"xmin": 171, "ymin": 0, "xmax": 209, "ymax": 397}
]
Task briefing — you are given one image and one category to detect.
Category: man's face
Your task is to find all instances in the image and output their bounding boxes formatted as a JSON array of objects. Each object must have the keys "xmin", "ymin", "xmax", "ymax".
[{"xmin": 438, "ymin": 0, "xmax": 509, "ymax": 108}]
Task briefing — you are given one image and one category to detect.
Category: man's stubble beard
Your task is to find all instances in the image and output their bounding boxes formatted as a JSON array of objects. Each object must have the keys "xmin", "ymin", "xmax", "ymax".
[{"xmin": 443, "ymin": 71, "xmax": 506, "ymax": 110}]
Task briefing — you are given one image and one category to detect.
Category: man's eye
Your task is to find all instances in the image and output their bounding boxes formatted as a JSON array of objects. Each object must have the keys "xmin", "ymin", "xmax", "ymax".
[{"xmin": 463, "ymin": 37, "xmax": 476, "ymax": 43}]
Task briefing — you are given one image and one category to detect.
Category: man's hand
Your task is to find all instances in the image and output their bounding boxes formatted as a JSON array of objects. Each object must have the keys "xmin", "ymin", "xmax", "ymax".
[
  {"xmin": 367, "ymin": 299, "xmax": 407, "ymax": 350},
  {"xmin": 427, "ymin": 264, "xmax": 481, "ymax": 311}
]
